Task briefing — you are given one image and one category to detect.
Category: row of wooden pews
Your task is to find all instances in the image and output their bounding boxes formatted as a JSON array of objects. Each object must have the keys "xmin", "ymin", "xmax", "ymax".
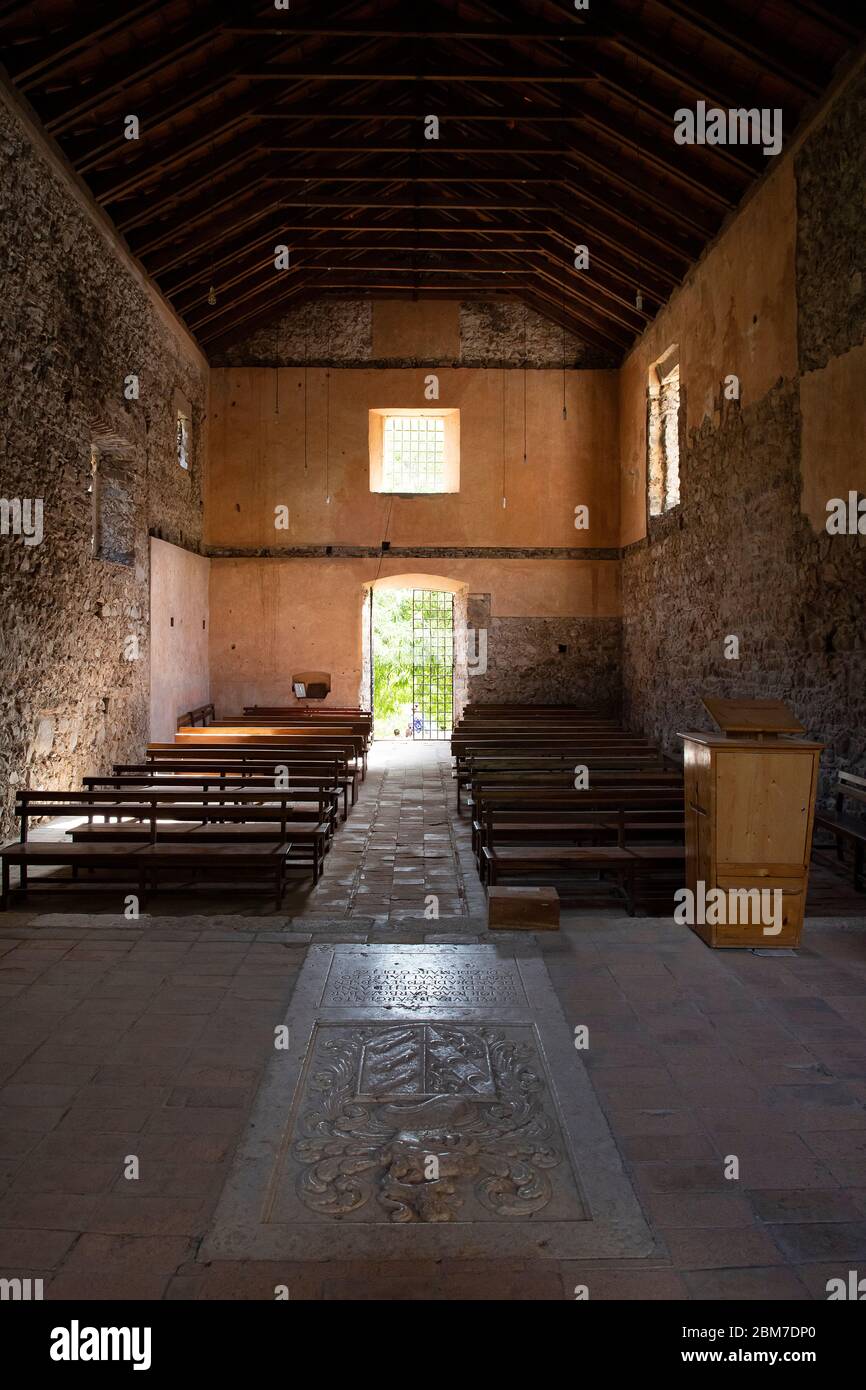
[
  {"xmin": 0, "ymin": 707, "xmax": 372, "ymax": 911},
  {"xmin": 453, "ymin": 703, "xmax": 686, "ymax": 914}
]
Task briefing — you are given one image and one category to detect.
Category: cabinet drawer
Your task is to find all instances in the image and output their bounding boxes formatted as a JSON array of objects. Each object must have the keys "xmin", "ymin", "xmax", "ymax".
[{"xmin": 714, "ymin": 876, "xmax": 804, "ymax": 947}]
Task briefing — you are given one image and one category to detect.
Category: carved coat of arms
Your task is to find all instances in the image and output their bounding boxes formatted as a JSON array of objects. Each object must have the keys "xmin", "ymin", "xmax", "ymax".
[{"xmin": 294, "ymin": 1024, "xmax": 561, "ymax": 1223}]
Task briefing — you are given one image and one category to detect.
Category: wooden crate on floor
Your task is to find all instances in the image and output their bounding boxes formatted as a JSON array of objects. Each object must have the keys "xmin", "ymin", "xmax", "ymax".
[{"xmin": 487, "ymin": 885, "xmax": 560, "ymax": 931}]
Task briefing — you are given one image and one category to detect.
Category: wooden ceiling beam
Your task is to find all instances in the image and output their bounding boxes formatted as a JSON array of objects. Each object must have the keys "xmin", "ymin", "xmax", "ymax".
[
  {"xmin": 5, "ymin": 0, "xmax": 166, "ymax": 87},
  {"xmin": 783, "ymin": 0, "xmax": 864, "ymax": 40},
  {"xmin": 137, "ymin": 206, "xmax": 561, "ymax": 268},
  {"xmin": 172, "ymin": 243, "xmax": 641, "ymax": 330},
  {"xmin": 97, "ymin": 133, "xmax": 266, "ymax": 216},
  {"xmin": 173, "ymin": 185, "xmax": 693, "ymax": 282},
  {"xmin": 170, "ymin": 235, "xmax": 643, "ymax": 347},
  {"xmin": 657, "ymin": 0, "xmax": 827, "ymax": 95},
  {"xmin": 188, "ymin": 268, "xmax": 535, "ymax": 335},
  {"xmin": 163, "ymin": 241, "xmax": 539, "ymax": 293},
  {"xmin": 195, "ymin": 271, "xmax": 624, "ymax": 358},
  {"xmin": 222, "ymin": 21, "xmax": 612, "ymax": 43},
  {"xmin": 246, "ymin": 194, "xmax": 560, "ymax": 211},
  {"xmin": 140, "ymin": 190, "xmax": 681, "ymax": 301},
  {"xmin": 256, "ymin": 96, "xmax": 757, "ymax": 191},
  {"xmin": 266, "ymin": 174, "xmax": 557, "ymax": 183},
  {"xmin": 47, "ymin": 21, "xmax": 284, "ymax": 171},
  {"xmin": 240, "ymin": 68, "xmax": 597, "ymax": 84},
  {"xmin": 260, "ymin": 148, "xmax": 725, "ymax": 232},
  {"xmin": 38, "ymin": 24, "xmax": 231, "ymax": 134},
  {"xmin": 257, "ymin": 167, "xmax": 711, "ymax": 254},
  {"xmin": 161, "ymin": 224, "xmax": 668, "ymax": 318}
]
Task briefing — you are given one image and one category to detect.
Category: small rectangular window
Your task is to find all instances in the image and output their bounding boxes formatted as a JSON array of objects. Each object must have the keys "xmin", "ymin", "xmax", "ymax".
[
  {"xmin": 383, "ymin": 415, "xmax": 444, "ymax": 492},
  {"xmin": 648, "ymin": 348, "xmax": 680, "ymax": 517},
  {"xmin": 176, "ymin": 410, "xmax": 190, "ymax": 470},
  {"xmin": 174, "ymin": 388, "xmax": 192, "ymax": 471},
  {"xmin": 369, "ymin": 409, "xmax": 459, "ymax": 494}
]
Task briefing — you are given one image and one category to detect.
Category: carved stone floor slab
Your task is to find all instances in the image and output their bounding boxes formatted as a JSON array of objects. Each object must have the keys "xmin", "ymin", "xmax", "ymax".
[{"xmin": 203, "ymin": 945, "xmax": 654, "ymax": 1261}]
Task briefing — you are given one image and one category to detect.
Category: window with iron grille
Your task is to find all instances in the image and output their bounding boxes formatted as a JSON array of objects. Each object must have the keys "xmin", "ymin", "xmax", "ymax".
[
  {"xmin": 647, "ymin": 347, "xmax": 680, "ymax": 517},
  {"xmin": 381, "ymin": 415, "xmax": 446, "ymax": 493}
]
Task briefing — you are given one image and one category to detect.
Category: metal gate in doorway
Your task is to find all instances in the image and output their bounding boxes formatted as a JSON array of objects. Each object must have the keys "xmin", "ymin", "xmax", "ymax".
[{"xmin": 411, "ymin": 589, "xmax": 454, "ymax": 739}]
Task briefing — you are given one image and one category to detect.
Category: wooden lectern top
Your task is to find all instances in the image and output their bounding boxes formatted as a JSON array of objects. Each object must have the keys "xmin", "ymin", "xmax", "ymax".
[{"xmin": 701, "ymin": 697, "xmax": 806, "ymax": 737}]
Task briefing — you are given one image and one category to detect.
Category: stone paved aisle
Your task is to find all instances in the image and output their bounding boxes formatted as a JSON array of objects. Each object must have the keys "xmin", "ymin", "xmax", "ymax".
[
  {"xmin": 1, "ymin": 742, "xmax": 866, "ymax": 1298},
  {"xmin": 289, "ymin": 740, "xmax": 487, "ymax": 924}
]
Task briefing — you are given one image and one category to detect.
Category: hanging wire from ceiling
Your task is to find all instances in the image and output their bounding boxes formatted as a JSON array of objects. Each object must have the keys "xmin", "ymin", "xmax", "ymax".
[
  {"xmin": 274, "ymin": 314, "xmax": 281, "ymax": 416},
  {"xmin": 522, "ymin": 304, "xmax": 528, "ymax": 465},
  {"xmin": 501, "ymin": 355, "xmax": 507, "ymax": 508},
  {"xmin": 325, "ymin": 304, "xmax": 331, "ymax": 505},
  {"xmin": 561, "ymin": 326, "xmax": 568, "ymax": 421},
  {"xmin": 303, "ymin": 306, "xmax": 308, "ymax": 476}
]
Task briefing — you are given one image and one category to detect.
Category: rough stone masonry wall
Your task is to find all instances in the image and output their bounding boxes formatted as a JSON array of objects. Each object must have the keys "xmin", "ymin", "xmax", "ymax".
[
  {"xmin": 466, "ymin": 611, "xmax": 622, "ymax": 710},
  {"xmin": 622, "ymin": 70, "xmax": 866, "ymax": 799},
  {"xmin": 208, "ymin": 298, "xmax": 615, "ymax": 369},
  {"xmin": 0, "ymin": 97, "xmax": 207, "ymax": 837},
  {"xmin": 622, "ymin": 385, "xmax": 866, "ymax": 792}
]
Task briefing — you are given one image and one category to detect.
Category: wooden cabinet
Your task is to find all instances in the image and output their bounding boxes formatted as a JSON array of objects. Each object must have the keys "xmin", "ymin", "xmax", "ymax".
[{"xmin": 680, "ymin": 701, "xmax": 822, "ymax": 949}]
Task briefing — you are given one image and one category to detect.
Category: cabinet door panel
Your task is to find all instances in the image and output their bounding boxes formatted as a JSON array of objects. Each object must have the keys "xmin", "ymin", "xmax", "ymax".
[{"xmin": 714, "ymin": 751, "xmax": 813, "ymax": 866}]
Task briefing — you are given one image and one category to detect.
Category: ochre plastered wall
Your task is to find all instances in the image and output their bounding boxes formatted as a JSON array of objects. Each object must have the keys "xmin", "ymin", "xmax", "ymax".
[
  {"xmin": 207, "ymin": 367, "xmax": 619, "ymax": 550},
  {"xmin": 149, "ymin": 539, "xmax": 210, "ymax": 740},
  {"xmin": 619, "ymin": 160, "xmax": 799, "ymax": 547},
  {"xmin": 618, "ymin": 60, "xmax": 866, "ymax": 792},
  {"xmin": 800, "ymin": 339, "xmax": 866, "ymax": 532},
  {"xmin": 371, "ymin": 301, "xmax": 460, "ymax": 361},
  {"xmin": 208, "ymin": 556, "xmax": 619, "ymax": 714}
]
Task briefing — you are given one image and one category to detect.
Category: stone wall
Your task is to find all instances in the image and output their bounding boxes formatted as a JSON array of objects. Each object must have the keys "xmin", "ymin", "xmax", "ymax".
[
  {"xmin": 209, "ymin": 298, "xmax": 612, "ymax": 369},
  {"xmin": 467, "ymin": 614, "xmax": 622, "ymax": 711},
  {"xmin": 0, "ymin": 94, "xmax": 207, "ymax": 835},
  {"xmin": 622, "ymin": 384, "xmax": 866, "ymax": 793},
  {"xmin": 795, "ymin": 68, "xmax": 866, "ymax": 375},
  {"xmin": 621, "ymin": 67, "xmax": 866, "ymax": 798}
]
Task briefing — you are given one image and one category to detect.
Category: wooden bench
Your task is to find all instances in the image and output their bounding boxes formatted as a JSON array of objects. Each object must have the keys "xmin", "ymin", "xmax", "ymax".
[
  {"xmin": 177, "ymin": 703, "xmax": 215, "ymax": 730},
  {"xmin": 455, "ymin": 752, "xmax": 668, "ymax": 810},
  {"xmin": 481, "ymin": 841, "xmax": 685, "ymax": 913},
  {"xmin": 143, "ymin": 749, "xmax": 356, "ymax": 815},
  {"xmin": 1, "ymin": 841, "xmax": 294, "ymax": 910},
  {"xmin": 84, "ymin": 774, "xmax": 338, "ymax": 833},
  {"xmin": 482, "ymin": 844, "xmax": 635, "ymax": 908},
  {"xmin": 239, "ymin": 709, "xmax": 373, "ymax": 746},
  {"xmin": 70, "ymin": 820, "xmax": 327, "ymax": 884},
  {"xmin": 171, "ymin": 729, "xmax": 367, "ymax": 778},
  {"xmin": 1, "ymin": 788, "xmax": 315, "ymax": 906},
  {"xmin": 466, "ymin": 769, "xmax": 683, "ymax": 818},
  {"xmin": 454, "ymin": 704, "xmax": 685, "ymax": 910},
  {"xmin": 815, "ymin": 771, "xmax": 866, "ymax": 890},
  {"xmin": 68, "ymin": 787, "xmax": 330, "ymax": 884},
  {"xmin": 475, "ymin": 807, "xmax": 685, "ymax": 868}
]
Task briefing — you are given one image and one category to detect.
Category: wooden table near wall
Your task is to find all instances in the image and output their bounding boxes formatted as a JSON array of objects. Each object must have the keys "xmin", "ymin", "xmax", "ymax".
[{"xmin": 680, "ymin": 698, "xmax": 823, "ymax": 949}]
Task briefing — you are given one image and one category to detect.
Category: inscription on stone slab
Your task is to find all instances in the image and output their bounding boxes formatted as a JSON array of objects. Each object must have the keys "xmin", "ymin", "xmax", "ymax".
[
  {"xmin": 203, "ymin": 945, "xmax": 654, "ymax": 1261},
  {"xmin": 324, "ymin": 959, "xmax": 523, "ymax": 1009}
]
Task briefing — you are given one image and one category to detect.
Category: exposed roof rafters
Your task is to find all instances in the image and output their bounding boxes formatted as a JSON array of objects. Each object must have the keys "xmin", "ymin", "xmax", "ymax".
[{"xmin": 0, "ymin": 0, "xmax": 860, "ymax": 361}]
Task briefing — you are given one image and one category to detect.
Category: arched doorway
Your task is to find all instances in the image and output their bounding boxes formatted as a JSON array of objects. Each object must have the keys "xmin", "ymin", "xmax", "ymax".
[{"xmin": 361, "ymin": 574, "xmax": 468, "ymax": 741}]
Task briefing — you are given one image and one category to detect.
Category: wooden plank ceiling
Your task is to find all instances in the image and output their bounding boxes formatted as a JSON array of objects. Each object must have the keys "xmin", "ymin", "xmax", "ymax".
[{"xmin": 1, "ymin": 0, "xmax": 862, "ymax": 361}]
